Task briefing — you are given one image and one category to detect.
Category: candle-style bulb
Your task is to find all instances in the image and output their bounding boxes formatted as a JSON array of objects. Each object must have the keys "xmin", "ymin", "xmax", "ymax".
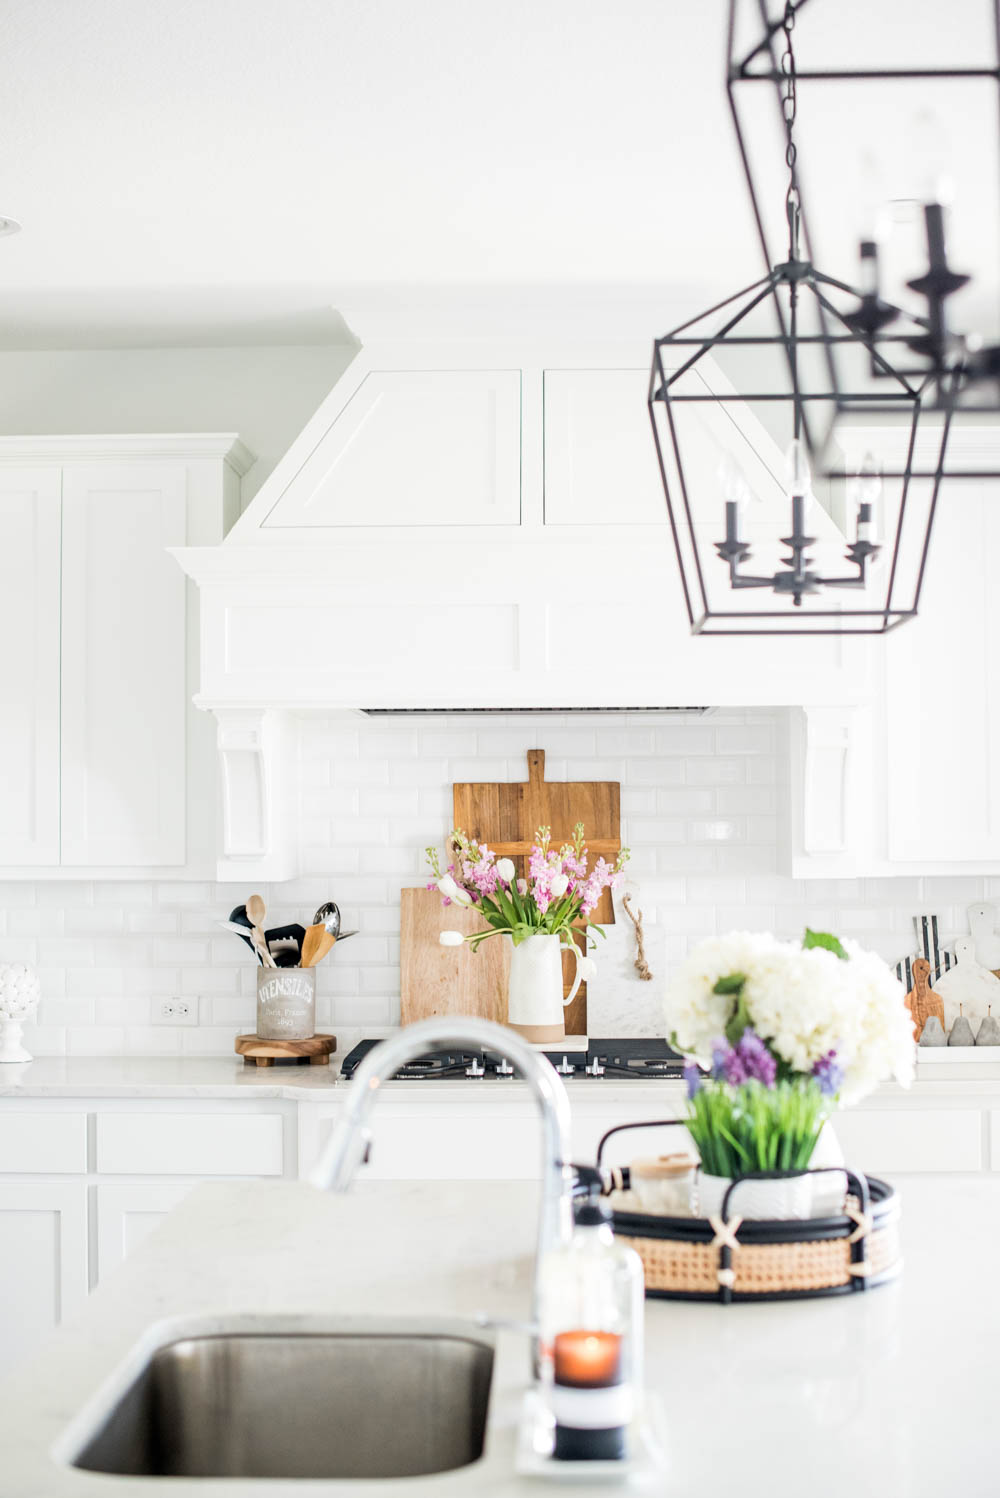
[
  {"xmin": 912, "ymin": 108, "xmax": 955, "ymax": 207},
  {"xmin": 851, "ymin": 452, "xmax": 882, "ymax": 543},
  {"xmin": 858, "ymin": 149, "xmax": 892, "ymax": 246},
  {"xmin": 784, "ymin": 437, "xmax": 811, "ymax": 499},
  {"xmin": 719, "ymin": 454, "xmax": 751, "ymax": 510},
  {"xmin": 858, "ymin": 240, "xmax": 880, "ymax": 299}
]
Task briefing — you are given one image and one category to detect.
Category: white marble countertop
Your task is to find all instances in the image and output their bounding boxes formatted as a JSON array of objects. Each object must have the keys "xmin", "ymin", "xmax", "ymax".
[
  {"xmin": 0, "ymin": 1172, "xmax": 996, "ymax": 1497},
  {"xmin": 1, "ymin": 1052, "xmax": 1000, "ymax": 1102}
]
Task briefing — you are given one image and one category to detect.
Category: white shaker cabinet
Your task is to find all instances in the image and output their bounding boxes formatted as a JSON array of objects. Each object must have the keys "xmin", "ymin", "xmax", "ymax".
[
  {"xmin": 0, "ymin": 436, "xmax": 252, "ymax": 876},
  {"xmin": 61, "ymin": 465, "xmax": 187, "ymax": 865},
  {"xmin": 94, "ymin": 1183, "xmax": 197, "ymax": 1281},
  {"xmin": 882, "ymin": 472, "xmax": 1000, "ymax": 864},
  {"xmin": 0, "ymin": 1182, "xmax": 88, "ymax": 1376},
  {"xmin": 787, "ymin": 429, "xmax": 1000, "ymax": 877},
  {"xmin": 0, "ymin": 469, "xmax": 61, "ymax": 865}
]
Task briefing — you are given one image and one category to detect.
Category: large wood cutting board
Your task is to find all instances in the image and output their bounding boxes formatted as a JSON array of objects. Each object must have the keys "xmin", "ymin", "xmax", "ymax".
[
  {"xmin": 452, "ymin": 749, "xmax": 622, "ymax": 1035},
  {"xmin": 400, "ymin": 888, "xmax": 511, "ymax": 1026}
]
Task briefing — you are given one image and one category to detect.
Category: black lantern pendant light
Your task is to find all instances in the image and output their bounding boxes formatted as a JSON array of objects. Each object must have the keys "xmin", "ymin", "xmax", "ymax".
[
  {"xmin": 649, "ymin": 1, "xmax": 953, "ymax": 635},
  {"xmin": 727, "ymin": 0, "xmax": 1000, "ymax": 431}
]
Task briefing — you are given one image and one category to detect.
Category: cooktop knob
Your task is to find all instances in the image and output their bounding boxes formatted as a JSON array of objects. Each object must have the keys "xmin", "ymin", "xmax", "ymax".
[
  {"xmin": 586, "ymin": 1058, "xmax": 605, "ymax": 1076},
  {"xmin": 555, "ymin": 1056, "xmax": 575, "ymax": 1076},
  {"xmin": 496, "ymin": 1058, "xmax": 515, "ymax": 1076},
  {"xmin": 465, "ymin": 1057, "xmax": 486, "ymax": 1078}
]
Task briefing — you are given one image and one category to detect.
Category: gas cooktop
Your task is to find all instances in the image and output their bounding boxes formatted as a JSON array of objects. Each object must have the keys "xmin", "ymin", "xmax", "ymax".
[{"xmin": 339, "ymin": 1037, "xmax": 685, "ymax": 1081}]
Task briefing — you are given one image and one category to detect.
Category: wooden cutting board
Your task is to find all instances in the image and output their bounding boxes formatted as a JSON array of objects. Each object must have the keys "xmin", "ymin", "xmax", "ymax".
[
  {"xmin": 400, "ymin": 887, "xmax": 511, "ymax": 1025},
  {"xmin": 452, "ymin": 749, "xmax": 622, "ymax": 1035}
]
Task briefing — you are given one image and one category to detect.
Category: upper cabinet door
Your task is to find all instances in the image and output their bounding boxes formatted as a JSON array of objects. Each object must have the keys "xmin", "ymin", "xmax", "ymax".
[
  {"xmin": 260, "ymin": 370, "xmax": 522, "ymax": 528},
  {"xmin": 60, "ymin": 465, "xmax": 187, "ymax": 866},
  {"xmin": 0, "ymin": 469, "xmax": 60, "ymax": 864},
  {"xmin": 544, "ymin": 369, "xmax": 666, "ymax": 525},
  {"xmin": 884, "ymin": 478, "xmax": 1000, "ymax": 862}
]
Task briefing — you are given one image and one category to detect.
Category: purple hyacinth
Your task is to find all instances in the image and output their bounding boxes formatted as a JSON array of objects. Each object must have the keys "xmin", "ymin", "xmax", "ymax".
[
  {"xmin": 735, "ymin": 1028, "xmax": 777, "ymax": 1088},
  {"xmin": 710, "ymin": 1037, "xmax": 730, "ymax": 1082},
  {"xmin": 812, "ymin": 1049, "xmax": 844, "ymax": 1098},
  {"xmin": 683, "ymin": 1061, "xmax": 702, "ymax": 1100},
  {"xmin": 710, "ymin": 1029, "xmax": 777, "ymax": 1088}
]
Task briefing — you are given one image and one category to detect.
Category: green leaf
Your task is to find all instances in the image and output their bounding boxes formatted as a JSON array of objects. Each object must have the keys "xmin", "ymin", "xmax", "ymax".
[
  {"xmin": 713, "ymin": 973, "xmax": 746, "ymax": 996},
  {"xmin": 493, "ymin": 889, "xmax": 519, "ymax": 928},
  {"xmin": 803, "ymin": 928, "xmax": 848, "ymax": 961},
  {"xmin": 723, "ymin": 991, "xmax": 753, "ymax": 1048}
]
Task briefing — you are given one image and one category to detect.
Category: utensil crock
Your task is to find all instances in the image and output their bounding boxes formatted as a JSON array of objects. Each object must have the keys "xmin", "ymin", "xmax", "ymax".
[{"xmin": 256, "ymin": 967, "xmax": 316, "ymax": 1040}]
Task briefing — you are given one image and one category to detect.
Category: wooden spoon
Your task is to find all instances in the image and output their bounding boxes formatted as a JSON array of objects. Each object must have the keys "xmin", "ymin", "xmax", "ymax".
[
  {"xmin": 300, "ymin": 922, "xmax": 337, "ymax": 968},
  {"xmin": 246, "ymin": 893, "xmax": 276, "ymax": 968}
]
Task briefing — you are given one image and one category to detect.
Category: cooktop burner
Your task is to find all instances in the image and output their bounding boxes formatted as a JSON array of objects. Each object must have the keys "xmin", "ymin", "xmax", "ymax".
[{"xmin": 339, "ymin": 1036, "xmax": 685, "ymax": 1081}]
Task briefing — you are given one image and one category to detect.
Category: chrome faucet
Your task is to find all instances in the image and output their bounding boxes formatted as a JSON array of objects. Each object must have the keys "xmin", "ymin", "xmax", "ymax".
[{"xmin": 310, "ymin": 1016, "xmax": 575, "ymax": 1336}]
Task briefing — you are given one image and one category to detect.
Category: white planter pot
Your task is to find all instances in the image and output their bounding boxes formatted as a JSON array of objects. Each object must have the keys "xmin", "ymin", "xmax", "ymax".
[
  {"xmin": 697, "ymin": 1170, "xmax": 815, "ymax": 1221},
  {"xmin": 506, "ymin": 933, "xmax": 584, "ymax": 1044},
  {"xmin": 696, "ymin": 1123, "xmax": 848, "ymax": 1221},
  {"xmin": 808, "ymin": 1121, "xmax": 849, "ymax": 1217}
]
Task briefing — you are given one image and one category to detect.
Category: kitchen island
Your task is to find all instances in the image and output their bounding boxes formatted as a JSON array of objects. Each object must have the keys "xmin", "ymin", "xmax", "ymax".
[{"xmin": 0, "ymin": 1171, "xmax": 995, "ymax": 1497}]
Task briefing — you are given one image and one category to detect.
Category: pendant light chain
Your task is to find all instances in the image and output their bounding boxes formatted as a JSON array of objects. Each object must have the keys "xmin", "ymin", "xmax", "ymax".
[
  {"xmin": 781, "ymin": 3, "xmax": 803, "ymax": 441},
  {"xmin": 780, "ymin": 0, "xmax": 800, "ymax": 257}
]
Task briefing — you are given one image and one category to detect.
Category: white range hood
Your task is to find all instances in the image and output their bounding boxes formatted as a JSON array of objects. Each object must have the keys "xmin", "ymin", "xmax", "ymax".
[{"xmin": 173, "ymin": 332, "xmax": 873, "ymax": 877}]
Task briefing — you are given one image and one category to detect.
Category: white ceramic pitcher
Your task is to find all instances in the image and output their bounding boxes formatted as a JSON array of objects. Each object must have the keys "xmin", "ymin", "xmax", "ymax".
[{"xmin": 506, "ymin": 933, "xmax": 584, "ymax": 1043}]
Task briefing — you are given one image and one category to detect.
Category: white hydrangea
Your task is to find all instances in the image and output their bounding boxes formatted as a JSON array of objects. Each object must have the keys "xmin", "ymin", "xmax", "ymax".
[
  {"xmin": 665, "ymin": 931, "xmax": 914, "ymax": 1105},
  {"xmin": 0, "ymin": 964, "xmax": 40, "ymax": 1021}
]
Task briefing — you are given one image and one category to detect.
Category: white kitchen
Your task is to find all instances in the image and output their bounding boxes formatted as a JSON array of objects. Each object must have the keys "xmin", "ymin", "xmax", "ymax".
[{"xmin": 1, "ymin": 2, "xmax": 998, "ymax": 1495}]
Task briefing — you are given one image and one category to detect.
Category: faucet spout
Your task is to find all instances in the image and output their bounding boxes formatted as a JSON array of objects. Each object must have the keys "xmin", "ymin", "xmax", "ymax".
[{"xmin": 310, "ymin": 1017, "xmax": 575, "ymax": 1335}]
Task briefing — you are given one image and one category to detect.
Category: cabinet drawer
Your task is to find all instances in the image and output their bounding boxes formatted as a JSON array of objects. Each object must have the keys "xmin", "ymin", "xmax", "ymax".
[
  {"xmin": 0, "ymin": 1113, "xmax": 88, "ymax": 1174},
  {"xmin": 834, "ymin": 1108, "xmax": 982, "ymax": 1173},
  {"xmin": 95, "ymin": 1114, "xmax": 284, "ymax": 1176}
]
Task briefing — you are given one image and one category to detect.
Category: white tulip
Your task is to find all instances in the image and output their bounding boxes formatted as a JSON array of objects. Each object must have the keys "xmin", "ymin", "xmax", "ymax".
[
  {"xmin": 496, "ymin": 857, "xmax": 516, "ymax": 884},
  {"xmin": 550, "ymin": 873, "xmax": 569, "ymax": 898},
  {"xmin": 439, "ymin": 930, "xmax": 465, "ymax": 947},
  {"xmin": 437, "ymin": 875, "xmax": 471, "ymax": 906},
  {"xmin": 578, "ymin": 957, "xmax": 598, "ymax": 980}
]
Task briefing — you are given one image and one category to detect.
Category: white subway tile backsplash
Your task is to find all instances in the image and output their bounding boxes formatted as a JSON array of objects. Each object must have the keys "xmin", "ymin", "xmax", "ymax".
[
  {"xmin": 658, "ymin": 846, "xmax": 715, "ymax": 873},
  {"xmin": 95, "ymin": 882, "xmax": 154, "ymax": 906},
  {"xmin": 629, "ymin": 819, "xmax": 685, "ymax": 845},
  {"xmin": 66, "ymin": 967, "xmax": 125, "ymax": 997},
  {"xmin": 685, "ymin": 758, "xmax": 744, "ymax": 785},
  {"xmin": 5, "ymin": 908, "xmax": 61, "ymax": 937},
  {"xmin": 626, "ymin": 758, "xmax": 685, "ymax": 785},
  {"xmin": 622, "ymin": 789, "xmax": 658, "ymax": 816},
  {"xmin": 659, "ymin": 788, "xmax": 714, "ymax": 814},
  {"xmin": 0, "ymin": 885, "xmax": 38, "ymax": 907},
  {"xmin": 687, "ymin": 819, "xmax": 743, "ymax": 844},
  {"xmin": 6, "ymin": 709, "xmax": 990, "ymax": 1055},
  {"xmin": 155, "ymin": 882, "xmax": 214, "ymax": 905},
  {"xmin": 358, "ymin": 788, "xmax": 421, "ymax": 817},
  {"xmin": 721, "ymin": 846, "xmax": 778, "ymax": 874},
  {"xmin": 715, "ymin": 725, "xmax": 774, "ymax": 754},
  {"xmin": 66, "ymin": 1025, "xmax": 126, "ymax": 1055}
]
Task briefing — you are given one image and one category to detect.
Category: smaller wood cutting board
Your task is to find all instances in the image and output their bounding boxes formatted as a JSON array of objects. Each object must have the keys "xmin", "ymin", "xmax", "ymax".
[{"xmin": 400, "ymin": 888, "xmax": 511, "ymax": 1026}]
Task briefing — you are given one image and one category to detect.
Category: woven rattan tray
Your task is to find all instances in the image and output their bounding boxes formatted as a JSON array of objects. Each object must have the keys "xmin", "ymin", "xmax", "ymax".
[{"xmin": 597, "ymin": 1120, "xmax": 902, "ymax": 1304}]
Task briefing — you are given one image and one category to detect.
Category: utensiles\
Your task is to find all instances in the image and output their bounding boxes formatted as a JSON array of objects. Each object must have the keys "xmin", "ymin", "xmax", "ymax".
[
  {"xmin": 246, "ymin": 894, "xmax": 276, "ymax": 969},
  {"xmin": 300, "ymin": 923, "xmax": 336, "ymax": 969},
  {"xmin": 218, "ymin": 918, "xmax": 260, "ymax": 962},
  {"xmin": 312, "ymin": 902, "xmax": 341, "ymax": 937}
]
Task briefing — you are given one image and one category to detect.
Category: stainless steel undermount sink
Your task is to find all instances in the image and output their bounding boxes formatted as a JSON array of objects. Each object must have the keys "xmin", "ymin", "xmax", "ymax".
[{"xmin": 69, "ymin": 1326, "xmax": 495, "ymax": 1480}]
